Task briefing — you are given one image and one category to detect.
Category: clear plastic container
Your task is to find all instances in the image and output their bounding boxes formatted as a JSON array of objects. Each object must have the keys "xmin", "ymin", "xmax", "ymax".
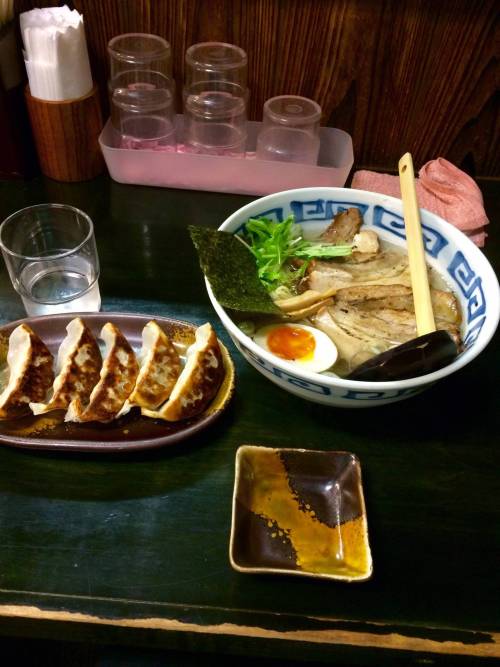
[
  {"xmin": 99, "ymin": 115, "xmax": 354, "ymax": 196},
  {"xmin": 185, "ymin": 42, "xmax": 248, "ymax": 89},
  {"xmin": 109, "ymin": 69, "xmax": 175, "ymax": 98},
  {"xmin": 183, "ymin": 81, "xmax": 247, "ymax": 156},
  {"xmin": 111, "ymin": 84, "xmax": 176, "ymax": 151},
  {"xmin": 256, "ymin": 95, "xmax": 322, "ymax": 165},
  {"xmin": 108, "ymin": 33, "xmax": 172, "ymax": 80}
]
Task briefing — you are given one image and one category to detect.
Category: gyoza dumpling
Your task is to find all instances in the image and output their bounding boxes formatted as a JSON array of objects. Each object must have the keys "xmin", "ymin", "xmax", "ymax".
[
  {"xmin": 142, "ymin": 323, "xmax": 224, "ymax": 422},
  {"xmin": 30, "ymin": 317, "xmax": 102, "ymax": 415},
  {"xmin": 65, "ymin": 322, "xmax": 139, "ymax": 423},
  {"xmin": 0, "ymin": 324, "xmax": 54, "ymax": 419},
  {"xmin": 124, "ymin": 320, "xmax": 181, "ymax": 411}
]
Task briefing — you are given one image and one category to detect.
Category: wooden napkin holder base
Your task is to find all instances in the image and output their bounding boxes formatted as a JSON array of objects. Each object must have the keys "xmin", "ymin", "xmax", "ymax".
[{"xmin": 25, "ymin": 85, "xmax": 104, "ymax": 182}]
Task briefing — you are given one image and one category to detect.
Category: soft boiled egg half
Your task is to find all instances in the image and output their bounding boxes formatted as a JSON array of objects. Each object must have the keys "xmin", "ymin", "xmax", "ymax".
[{"xmin": 253, "ymin": 323, "xmax": 338, "ymax": 373}]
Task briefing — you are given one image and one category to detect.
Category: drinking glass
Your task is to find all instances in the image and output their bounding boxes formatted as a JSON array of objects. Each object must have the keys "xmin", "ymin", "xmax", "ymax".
[
  {"xmin": 185, "ymin": 42, "xmax": 248, "ymax": 89},
  {"xmin": 256, "ymin": 95, "xmax": 322, "ymax": 165},
  {"xmin": 0, "ymin": 204, "xmax": 101, "ymax": 316},
  {"xmin": 183, "ymin": 81, "xmax": 247, "ymax": 156}
]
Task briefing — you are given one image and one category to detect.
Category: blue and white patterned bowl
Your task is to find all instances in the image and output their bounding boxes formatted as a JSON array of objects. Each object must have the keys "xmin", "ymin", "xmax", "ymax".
[{"xmin": 206, "ymin": 187, "xmax": 499, "ymax": 407}]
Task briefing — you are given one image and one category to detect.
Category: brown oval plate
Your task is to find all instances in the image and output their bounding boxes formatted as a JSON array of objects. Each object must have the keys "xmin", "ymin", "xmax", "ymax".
[{"xmin": 0, "ymin": 312, "xmax": 235, "ymax": 453}]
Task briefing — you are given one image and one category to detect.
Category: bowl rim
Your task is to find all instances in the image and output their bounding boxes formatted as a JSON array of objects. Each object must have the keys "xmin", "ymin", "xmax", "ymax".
[{"xmin": 207, "ymin": 186, "xmax": 500, "ymax": 391}]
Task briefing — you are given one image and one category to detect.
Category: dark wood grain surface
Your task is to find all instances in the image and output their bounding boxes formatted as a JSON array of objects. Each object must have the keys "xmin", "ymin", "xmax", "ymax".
[
  {"xmin": 24, "ymin": 85, "xmax": 104, "ymax": 182},
  {"xmin": 12, "ymin": 0, "xmax": 500, "ymax": 177},
  {"xmin": 0, "ymin": 176, "xmax": 498, "ymax": 665}
]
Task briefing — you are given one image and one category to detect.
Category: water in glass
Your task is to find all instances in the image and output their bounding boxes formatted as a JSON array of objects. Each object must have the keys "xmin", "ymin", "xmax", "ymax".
[{"xmin": 19, "ymin": 256, "xmax": 101, "ymax": 316}]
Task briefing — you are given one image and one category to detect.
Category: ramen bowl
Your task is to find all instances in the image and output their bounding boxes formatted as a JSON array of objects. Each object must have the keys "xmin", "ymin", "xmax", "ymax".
[{"xmin": 205, "ymin": 187, "xmax": 499, "ymax": 407}]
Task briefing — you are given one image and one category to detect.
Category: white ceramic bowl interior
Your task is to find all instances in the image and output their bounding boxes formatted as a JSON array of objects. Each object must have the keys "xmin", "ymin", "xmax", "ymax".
[{"xmin": 206, "ymin": 187, "xmax": 499, "ymax": 407}]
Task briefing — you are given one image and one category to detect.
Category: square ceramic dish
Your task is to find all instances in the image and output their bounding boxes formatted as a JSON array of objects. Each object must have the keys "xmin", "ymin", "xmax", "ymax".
[{"xmin": 230, "ymin": 445, "xmax": 373, "ymax": 581}]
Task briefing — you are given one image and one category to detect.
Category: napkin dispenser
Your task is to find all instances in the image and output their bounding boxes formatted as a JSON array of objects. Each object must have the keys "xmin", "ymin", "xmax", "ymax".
[
  {"xmin": 25, "ymin": 84, "xmax": 104, "ymax": 182},
  {"xmin": 20, "ymin": 5, "xmax": 104, "ymax": 182}
]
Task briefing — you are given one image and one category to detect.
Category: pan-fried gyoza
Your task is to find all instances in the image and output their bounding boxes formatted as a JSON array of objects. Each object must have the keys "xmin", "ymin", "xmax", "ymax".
[{"xmin": 0, "ymin": 319, "xmax": 225, "ymax": 423}]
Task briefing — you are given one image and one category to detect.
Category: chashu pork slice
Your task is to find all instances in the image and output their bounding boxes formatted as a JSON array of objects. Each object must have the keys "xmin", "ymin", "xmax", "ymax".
[
  {"xmin": 305, "ymin": 251, "xmax": 412, "ymax": 293},
  {"xmin": 321, "ymin": 207, "xmax": 363, "ymax": 244},
  {"xmin": 143, "ymin": 323, "xmax": 224, "ymax": 422},
  {"xmin": 328, "ymin": 300, "xmax": 460, "ymax": 348},
  {"xmin": 320, "ymin": 208, "xmax": 380, "ymax": 263},
  {"xmin": 119, "ymin": 320, "xmax": 181, "ymax": 415},
  {"xmin": 335, "ymin": 284, "xmax": 461, "ymax": 324},
  {"xmin": 65, "ymin": 323, "xmax": 139, "ymax": 423},
  {"xmin": 0, "ymin": 324, "xmax": 54, "ymax": 419},
  {"xmin": 312, "ymin": 300, "xmax": 460, "ymax": 375},
  {"xmin": 30, "ymin": 317, "xmax": 102, "ymax": 415},
  {"xmin": 312, "ymin": 306, "xmax": 378, "ymax": 373},
  {"xmin": 312, "ymin": 304, "xmax": 419, "ymax": 375}
]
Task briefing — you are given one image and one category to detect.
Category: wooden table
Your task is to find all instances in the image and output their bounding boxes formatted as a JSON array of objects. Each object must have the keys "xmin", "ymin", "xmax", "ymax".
[{"xmin": 0, "ymin": 176, "xmax": 498, "ymax": 665}]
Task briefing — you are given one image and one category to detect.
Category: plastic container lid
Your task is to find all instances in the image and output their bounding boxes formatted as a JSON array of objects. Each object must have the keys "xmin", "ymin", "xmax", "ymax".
[
  {"xmin": 112, "ymin": 87, "xmax": 174, "ymax": 114},
  {"xmin": 185, "ymin": 91, "xmax": 246, "ymax": 120},
  {"xmin": 264, "ymin": 96, "xmax": 322, "ymax": 127},
  {"xmin": 108, "ymin": 33, "xmax": 171, "ymax": 66},
  {"xmin": 185, "ymin": 42, "xmax": 247, "ymax": 74}
]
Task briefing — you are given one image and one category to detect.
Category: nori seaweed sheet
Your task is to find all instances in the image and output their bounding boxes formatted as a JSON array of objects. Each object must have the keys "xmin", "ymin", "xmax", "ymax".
[{"xmin": 189, "ymin": 226, "xmax": 281, "ymax": 315}]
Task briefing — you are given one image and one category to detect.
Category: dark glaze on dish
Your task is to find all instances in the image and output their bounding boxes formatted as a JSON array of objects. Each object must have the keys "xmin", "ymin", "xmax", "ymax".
[
  {"xmin": 231, "ymin": 446, "xmax": 372, "ymax": 580},
  {"xmin": 0, "ymin": 406, "xmax": 208, "ymax": 442}
]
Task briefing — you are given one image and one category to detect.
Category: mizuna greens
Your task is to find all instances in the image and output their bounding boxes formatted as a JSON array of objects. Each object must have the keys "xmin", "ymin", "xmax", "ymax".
[
  {"xmin": 240, "ymin": 216, "xmax": 352, "ymax": 292},
  {"xmin": 189, "ymin": 215, "xmax": 352, "ymax": 315}
]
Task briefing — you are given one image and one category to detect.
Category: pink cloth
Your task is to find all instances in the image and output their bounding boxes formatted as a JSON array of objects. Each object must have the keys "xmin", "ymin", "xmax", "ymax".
[{"xmin": 351, "ymin": 158, "xmax": 488, "ymax": 246}]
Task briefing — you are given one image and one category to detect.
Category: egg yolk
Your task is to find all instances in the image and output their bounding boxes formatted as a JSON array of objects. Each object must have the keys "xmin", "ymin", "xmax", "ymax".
[{"xmin": 267, "ymin": 326, "xmax": 315, "ymax": 362}]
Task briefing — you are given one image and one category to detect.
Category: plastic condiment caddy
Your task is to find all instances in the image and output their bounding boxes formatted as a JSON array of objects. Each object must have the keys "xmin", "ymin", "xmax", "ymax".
[{"xmin": 98, "ymin": 115, "xmax": 353, "ymax": 196}]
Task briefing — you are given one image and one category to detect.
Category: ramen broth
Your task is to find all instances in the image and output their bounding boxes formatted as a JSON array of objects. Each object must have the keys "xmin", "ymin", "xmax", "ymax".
[{"xmin": 235, "ymin": 237, "xmax": 462, "ymax": 378}]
